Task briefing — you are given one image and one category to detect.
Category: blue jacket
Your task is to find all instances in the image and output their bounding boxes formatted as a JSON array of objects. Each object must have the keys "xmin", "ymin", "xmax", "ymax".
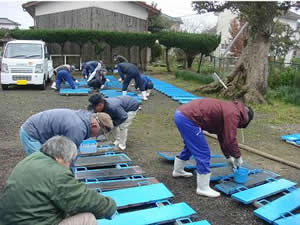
[
  {"xmin": 103, "ymin": 96, "xmax": 140, "ymax": 127},
  {"xmin": 84, "ymin": 61, "xmax": 99, "ymax": 75},
  {"xmin": 135, "ymin": 75, "xmax": 153, "ymax": 90},
  {"xmin": 117, "ymin": 63, "xmax": 139, "ymax": 80},
  {"xmin": 22, "ymin": 109, "xmax": 92, "ymax": 147}
]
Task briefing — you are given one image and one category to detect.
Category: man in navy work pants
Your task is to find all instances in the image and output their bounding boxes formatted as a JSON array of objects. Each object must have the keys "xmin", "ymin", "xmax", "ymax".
[
  {"xmin": 173, "ymin": 98, "xmax": 254, "ymax": 198},
  {"xmin": 117, "ymin": 62, "xmax": 147, "ymax": 101},
  {"xmin": 53, "ymin": 64, "xmax": 76, "ymax": 91}
]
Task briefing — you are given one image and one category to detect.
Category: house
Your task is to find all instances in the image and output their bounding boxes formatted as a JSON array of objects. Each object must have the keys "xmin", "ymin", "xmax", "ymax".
[
  {"xmin": 0, "ymin": 18, "xmax": 20, "ymax": 30},
  {"xmin": 22, "ymin": 1, "xmax": 160, "ymax": 69},
  {"xmin": 214, "ymin": 9, "xmax": 300, "ymax": 63},
  {"xmin": 161, "ymin": 14, "xmax": 183, "ymax": 32}
]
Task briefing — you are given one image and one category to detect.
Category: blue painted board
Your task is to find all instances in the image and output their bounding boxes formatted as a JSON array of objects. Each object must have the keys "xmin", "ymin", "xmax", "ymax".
[
  {"xmin": 59, "ymin": 88, "xmax": 90, "ymax": 95},
  {"xmin": 232, "ymin": 179, "xmax": 296, "ymax": 204},
  {"xmin": 281, "ymin": 133, "xmax": 300, "ymax": 141},
  {"xmin": 274, "ymin": 214, "xmax": 300, "ymax": 225},
  {"xmin": 184, "ymin": 221, "xmax": 211, "ymax": 225},
  {"xmin": 254, "ymin": 188, "xmax": 300, "ymax": 223},
  {"xmin": 97, "ymin": 202, "xmax": 196, "ymax": 225},
  {"xmin": 102, "ymin": 183, "xmax": 173, "ymax": 209},
  {"xmin": 215, "ymin": 170, "xmax": 280, "ymax": 195}
]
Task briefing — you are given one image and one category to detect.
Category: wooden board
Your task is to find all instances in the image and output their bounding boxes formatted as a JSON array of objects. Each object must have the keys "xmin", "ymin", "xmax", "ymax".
[
  {"xmin": 86, "ymin": 177, "xmax": 159, "ymax": 191},
  {"xmin": 75, "ymin": 166, "xmax": 144, "ymax": 180},
  {"xmin": 74, "ymin": 154, "xmax": 131, "ymax": 167}
]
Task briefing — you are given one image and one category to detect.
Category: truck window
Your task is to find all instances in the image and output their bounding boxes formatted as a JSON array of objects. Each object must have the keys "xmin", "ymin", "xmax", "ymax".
[{"xmin": 4, "ymin": 43, "xmax": 43, "ymax": 59}]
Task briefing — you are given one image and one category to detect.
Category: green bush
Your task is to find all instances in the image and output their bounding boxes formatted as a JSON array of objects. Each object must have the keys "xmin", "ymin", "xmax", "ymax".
[
  {"xmin": 268, "ymin": 66, "xmax": 298, "ymax": 88},
  {"xmin": 175, "ymin": 70, "xmax": 214, "ymax": 84},
  {"xmin": 151, "ymin": 43, "xmax": 163, "ymax": 62},
  {"xmin": 266, "ymin": 86, "xmax": 300, "ymax": 106}
]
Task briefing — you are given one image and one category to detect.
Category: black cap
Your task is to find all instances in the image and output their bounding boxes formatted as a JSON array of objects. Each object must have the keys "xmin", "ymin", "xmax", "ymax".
[{"xmin": 242, "ymin": 106, "xmax": 254, "ymax": 128}]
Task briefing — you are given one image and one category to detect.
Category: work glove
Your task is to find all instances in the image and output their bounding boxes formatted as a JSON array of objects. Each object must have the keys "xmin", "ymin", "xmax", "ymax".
[
  {"xmin": 228, "ymin": 156, "xmax": 243, "ymax": 169},
  {"xmin": 118, "ymin": 78, "xmax": 122, "ymax": 82}
]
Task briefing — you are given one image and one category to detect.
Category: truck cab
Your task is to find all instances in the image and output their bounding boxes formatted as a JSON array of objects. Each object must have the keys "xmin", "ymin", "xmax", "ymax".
[{"xmin": 0, "ymin": 40, "xmax": 53, "ymax": 90}]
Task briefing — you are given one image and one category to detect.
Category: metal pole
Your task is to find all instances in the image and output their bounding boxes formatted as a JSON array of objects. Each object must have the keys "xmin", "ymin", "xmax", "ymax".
[{"xmin": 222, "ymin": 22, "xmax": 248, "ymax": 57}]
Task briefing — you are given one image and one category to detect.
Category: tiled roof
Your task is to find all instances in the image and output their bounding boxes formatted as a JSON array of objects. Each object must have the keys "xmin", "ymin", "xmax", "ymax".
[{"xmin": 0, "ymin": 18, "xmax": 20, "ymax": 26}]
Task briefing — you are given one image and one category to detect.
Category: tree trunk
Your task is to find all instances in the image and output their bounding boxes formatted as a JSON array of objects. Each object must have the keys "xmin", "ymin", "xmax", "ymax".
[
  {"xmin": 197, "ymin": 54, "xmax": 204, "ymax": 73},
  {"xmin": 196, "ymin": 30, "xmax": 271, "ymax": 104},
  {"xmin": 138, "ymin": 47, "xmax": 143, "ymax": 72},
  {"xmin": 110, "ymin": 46, "xmax": 113, "ymax": 64},
  {"xmin": 187, "ymin": 55, "xmax": 194, "ymax": 69},
  {"xmin": 166, "ymin": 47, "xmax": 171, "ymax": 72},
  {"xmin": 127, "ymin": 47, "xmax": 131, "ymax": 63}
]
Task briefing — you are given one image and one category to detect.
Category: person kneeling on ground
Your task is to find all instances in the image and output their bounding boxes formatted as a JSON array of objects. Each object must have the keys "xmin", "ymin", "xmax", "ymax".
[
  {"xmin": 135, "ymin": 74, "xmax": 154, "ymax": 97},
  {"xmin": 52, "ymin": 64, "xmax": 76, "ymax": 91},
  {"xmin": 88, "ymin": 94, "xmax": 140, "ymax": 150},
  {"xmin": 87, "ymin": 67, "xmax": 108, "ymax": 91},
  {"xmin": 0, "ymin": 136, "xmax": 117, "ymax": 225},
  {"xmin": 172, "ymin": 98, "xmax": 254, "ymax": 198},
  {"xmin": 20, "ymin": 108, "xmax": 113, "ymax": 155}
]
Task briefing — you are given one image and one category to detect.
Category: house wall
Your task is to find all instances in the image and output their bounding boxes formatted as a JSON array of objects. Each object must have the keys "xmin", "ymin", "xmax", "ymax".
[
  {"xmin": 35, "ymin": 1, "xmax": 148, "ymax": 20},
  {"xmin": 34, "ymin": 5, "xmax": 148, "ymax": 68},
  {"xmin": 214, "ymin": 9, "xmax": 236, "ymax": 57}
]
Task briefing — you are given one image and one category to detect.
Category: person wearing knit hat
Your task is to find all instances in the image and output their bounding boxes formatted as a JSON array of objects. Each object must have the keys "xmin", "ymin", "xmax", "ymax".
[{"xmin": 87, "ymin": 94, "xmax": 140, "ymax": 150}]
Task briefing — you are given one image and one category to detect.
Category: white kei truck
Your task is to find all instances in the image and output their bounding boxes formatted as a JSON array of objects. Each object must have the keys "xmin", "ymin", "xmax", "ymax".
[{"xmin": 0, "ymin": 40, "xmax": 53, "ymax": 90}]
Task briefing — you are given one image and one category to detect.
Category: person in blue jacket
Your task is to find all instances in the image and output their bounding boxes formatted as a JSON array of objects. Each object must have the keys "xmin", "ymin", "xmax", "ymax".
[
  {"xmin": 135, "ymin": 74, "xmax": 154, "ymax": 97},
  {"xmin": 117, "ymin": 62, "xmax": 147, "ymax": 100},
  {"xmin": 53, "ymin": 64, "xmax": 76, "ymax": 91},
  {"xmin": 88, "ymin": 94, "xmax": 140, "ymax": 150},
  {"xmin": 19, "ymin": 109, "xmax": 114, "ymax": 155},
  {"xmin": 83, "ymin": 60, "xmax": 102, "ymax": 79}
]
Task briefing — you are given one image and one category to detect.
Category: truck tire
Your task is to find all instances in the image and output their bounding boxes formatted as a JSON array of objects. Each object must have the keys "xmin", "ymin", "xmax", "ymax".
[
  {"xmin": 1, "ymin": 84, "xmax": 8, "ymax": 90},
  {"xmin": 39, "ymin": 76, "xmax": 46, "ymax": 90}
]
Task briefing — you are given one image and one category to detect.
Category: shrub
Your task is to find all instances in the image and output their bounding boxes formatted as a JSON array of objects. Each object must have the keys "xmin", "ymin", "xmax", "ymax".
[
  {"xmin": 268, "ymin": 66, "xmax": 297, "ymax": 89},
  {"xmin": 267, "ymin": 86, "xmax": 300, "ymax": 106},
  {"xmin": 175, "ymin": 70, "xmax": 214, "ymax": 84}
]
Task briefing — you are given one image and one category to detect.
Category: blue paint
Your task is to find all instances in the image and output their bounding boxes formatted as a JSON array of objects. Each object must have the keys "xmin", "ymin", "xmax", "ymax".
[
  {"xmin": 97, "ymin": 202, "xmax": 196, "ymax": 225},
  {"xmin": 59, "ymin": 88, "xmax": 90, "ymax": 95},
  {"xmin": 273, "ymin": 214, "xmax": 300, "ymax": 225},
  {"xmin": 101, "ymin": 183, "xmax": 173, "ymax": 208},
  {"xmin": 232, "ymin": 179, "xmax": 297, "ymax": 204},
  {"xmin": 254, "ymin": 188, "xmax": 300, "ymax": 223}
]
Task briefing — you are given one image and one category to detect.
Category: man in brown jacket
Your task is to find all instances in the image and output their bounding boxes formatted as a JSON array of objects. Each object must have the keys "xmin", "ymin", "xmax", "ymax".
[{"xmin": 172, "ymin": 98, "xmax": 254, "ymax": 198}]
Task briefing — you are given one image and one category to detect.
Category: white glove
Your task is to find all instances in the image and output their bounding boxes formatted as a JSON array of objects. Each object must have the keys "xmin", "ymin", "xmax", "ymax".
[
  {"xmin": 228, "ymin": 156, "xmax": 243, "ymax": 169},
  {"xmin": 118, "ymin": 78, "xmax": 122, "ymax": 82}
]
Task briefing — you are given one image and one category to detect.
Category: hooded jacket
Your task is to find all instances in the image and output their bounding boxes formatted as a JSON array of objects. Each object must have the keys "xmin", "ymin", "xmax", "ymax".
[
  {"xmin": 178, "ymin": 98, "xmax": 249, "ymax": 158},
  {"xmin": 22, "ymin": 109, "xmax": 92, "ymax": 147}
]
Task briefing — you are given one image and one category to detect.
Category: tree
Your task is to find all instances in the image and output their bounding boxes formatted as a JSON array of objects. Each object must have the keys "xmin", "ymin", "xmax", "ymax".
[
  {"xmin": 148, "ymin": 14, "xmax": 172, "ymax": 33},
  {"xmin": 229, "ymin": 18, "xmax": 247, "ymax": 57},
  {"xmin": 192, "ymin": 1, "xmax": 299, "ymax": 104},
  {"xmin": 270, "ymin": 21, "xmax": 296, "ymax": 61}
]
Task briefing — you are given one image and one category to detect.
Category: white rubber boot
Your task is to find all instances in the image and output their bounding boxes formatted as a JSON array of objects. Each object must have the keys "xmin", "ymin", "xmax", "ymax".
[
  {"xmin": 122, "ymin": 91, "xmax": 127, "ymax": 96},
  {"xmin": 142, "ymin": 91, "xmax": 148, "ymax": 101},
  {"xmin": 172, "ymin": 157, "xmax": 193, "ymax": 178},
  {"xmin": 196, "ymin": 173, "xmax": 220, "ymax": 197},
  {"xmin": 146, "ymin": 90, "xmax": 151, "ymax": 97}
]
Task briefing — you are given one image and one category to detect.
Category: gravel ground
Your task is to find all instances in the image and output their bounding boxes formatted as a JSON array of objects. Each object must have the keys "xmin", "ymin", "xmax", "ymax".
[{"xmin": 0, "ymin": 77, "xmax": 299, "ymax": 225}]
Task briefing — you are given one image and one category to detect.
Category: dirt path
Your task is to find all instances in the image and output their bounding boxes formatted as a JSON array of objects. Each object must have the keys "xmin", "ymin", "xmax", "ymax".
[{"xmin": 0, "ymin": 78, "xmax": 299, "ymax": 225}]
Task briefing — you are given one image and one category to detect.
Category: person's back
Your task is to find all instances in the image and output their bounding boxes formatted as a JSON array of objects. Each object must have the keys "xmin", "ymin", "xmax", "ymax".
[
  {"xmin": 178, "ymin": 98, "xmax": 249, "ymax": 134},
  {"xmin": 105, "ymin": 96, "xmax": 140, "ymax": 113},
  {"xmin": 22, "ymin": 109, "xmax": 91, "ymax": 147},
  {"xmin": 0, "ymin": 152, "xmax": 116, "ymax": 225},
  {"xmin": 117, "ymin": 62, "xmax": 139, "ymax": 75}
]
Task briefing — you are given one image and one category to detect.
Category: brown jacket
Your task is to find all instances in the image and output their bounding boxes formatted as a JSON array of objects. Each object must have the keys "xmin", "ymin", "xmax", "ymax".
[{"xmin": 178, "ymin": 98, "xmax": 249, "ymax": 158}]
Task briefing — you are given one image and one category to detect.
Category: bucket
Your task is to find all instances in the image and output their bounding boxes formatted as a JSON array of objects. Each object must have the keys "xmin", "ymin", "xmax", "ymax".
[{"xmin": 233, "ymin": 167, "xmax": 249, "ymax": 184}]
